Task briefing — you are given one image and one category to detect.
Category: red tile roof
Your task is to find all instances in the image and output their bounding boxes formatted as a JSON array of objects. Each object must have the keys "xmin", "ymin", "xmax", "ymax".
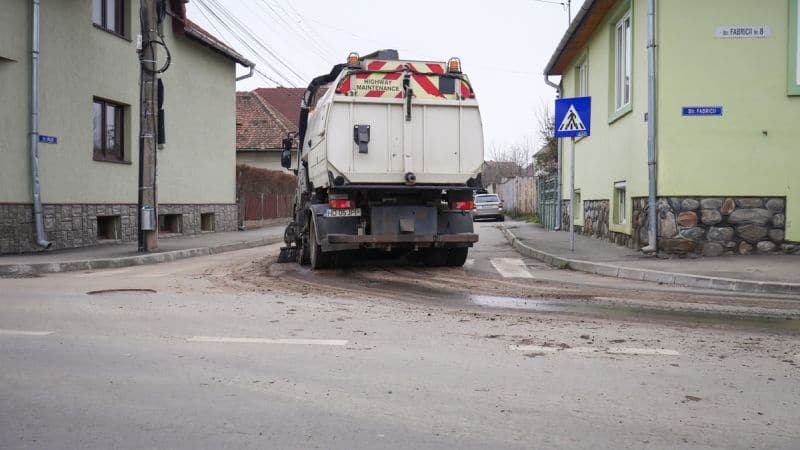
[
  {"xmin": 169, "ymin": 0, "xmax": 252, "ymax": 67},
  {"xmin": 253, "ymin": 88, "xmax": 306, "ymax": 129},
  {"xmin": 236, "ymin": 91, "xmax": 295, "ymax": 151}
]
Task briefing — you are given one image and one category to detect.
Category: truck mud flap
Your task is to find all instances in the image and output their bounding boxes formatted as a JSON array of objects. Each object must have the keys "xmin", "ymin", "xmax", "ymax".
[{"xmin": 310, "ymin": 204, "xmax": 361, "ymax": 252}]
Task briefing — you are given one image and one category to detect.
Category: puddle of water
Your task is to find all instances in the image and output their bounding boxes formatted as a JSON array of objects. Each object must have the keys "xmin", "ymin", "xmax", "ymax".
[{"xmin": 471, "ymin": 295, "xmax": 800, "ymax": 334}]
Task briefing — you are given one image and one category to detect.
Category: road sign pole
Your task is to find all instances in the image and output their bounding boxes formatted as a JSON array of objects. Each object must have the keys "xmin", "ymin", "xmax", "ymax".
[{"xmin": 569, "ymin": 137, "xmax": 575, "ymax": 252}]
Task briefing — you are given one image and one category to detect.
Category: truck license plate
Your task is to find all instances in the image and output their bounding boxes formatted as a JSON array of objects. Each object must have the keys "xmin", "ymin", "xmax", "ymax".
[{"xmin": 325, "ymin": 208, "xmax": 361, "ymax": 218}]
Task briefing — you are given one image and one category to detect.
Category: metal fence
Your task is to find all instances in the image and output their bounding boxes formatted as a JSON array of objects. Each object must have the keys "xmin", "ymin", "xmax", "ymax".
[
  {"xmin": 495, "ymin": 176, "xmax": 539, "ymax": 216},
  {"xmin": 538, "ymin": 176, "xmax": 559, "ymax": 230}
]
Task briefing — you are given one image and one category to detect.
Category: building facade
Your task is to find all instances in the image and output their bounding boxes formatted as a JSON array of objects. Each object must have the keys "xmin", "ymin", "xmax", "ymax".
[
  {"xmin": 0, "ymin": 0, "xmax": 251, "ymax": 254},
  {"xmin": 546, "ymin": 0, "xmax": 800, "ymax": 256}
]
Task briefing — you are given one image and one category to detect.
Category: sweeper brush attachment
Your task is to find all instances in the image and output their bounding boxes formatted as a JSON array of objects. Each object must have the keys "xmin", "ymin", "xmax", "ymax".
[
  {"xmin": 276, "ymin": 221, "xmax": 301, "ymax": 263},
  {"xmin": 277, "ymin": 246, "xmax": 300, "ymax": 263}
]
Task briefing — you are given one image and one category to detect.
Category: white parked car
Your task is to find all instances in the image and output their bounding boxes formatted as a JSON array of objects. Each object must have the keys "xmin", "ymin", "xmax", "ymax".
[{"xmin": 472, "ymin": 194, "xmax": 504, "ymax": 221}]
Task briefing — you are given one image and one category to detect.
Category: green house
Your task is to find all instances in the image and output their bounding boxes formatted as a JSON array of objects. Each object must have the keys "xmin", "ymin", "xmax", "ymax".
[{"xmin": 545, "ymin": 0, "xmax": 799, "ymax": 256}]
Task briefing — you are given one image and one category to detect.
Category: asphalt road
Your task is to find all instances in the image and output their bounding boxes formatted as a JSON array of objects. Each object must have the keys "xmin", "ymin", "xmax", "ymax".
[{"xmin": 1, "ymin": 223, "xmax": 799, "ymax": 449}]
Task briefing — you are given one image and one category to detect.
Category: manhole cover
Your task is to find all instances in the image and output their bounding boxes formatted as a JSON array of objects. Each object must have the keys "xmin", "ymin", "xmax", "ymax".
[{"xmin": 86, "ymin": 288, "xmax": 157, "ymax": 295}]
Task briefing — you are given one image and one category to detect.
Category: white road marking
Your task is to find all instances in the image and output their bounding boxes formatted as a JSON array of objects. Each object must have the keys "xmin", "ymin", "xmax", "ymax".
[
  {"xmin": 132, "ymin": 273, "xmax": 170, "ymax": 278},
  {"xmin": 0, "ymin": 329, "xmax": 54, "ymax": 336},
  {"xmin": 187, "ymin": 337, "xmax": 348, "ymax": 346},
  {"xmin": 607, "ymin": 347, "xmax": 680, "ymax": 356},
  {"xmin": 510, "ymin": 345, "xmax": 679, "ymax": 356},
  {"xmin": 76, "ymin": 268, "xmax": 132, "ymax": 278},
  {"xmin": 511, "ymin": 345, "xmax": 597, "ymax": 353},
  {"xmin": 490, "ymin": 258, "xmax": 534, "ymax": 279},
  {"xmin": 464, "ymin": 259, "xmax": 475, "ymax": 267}
]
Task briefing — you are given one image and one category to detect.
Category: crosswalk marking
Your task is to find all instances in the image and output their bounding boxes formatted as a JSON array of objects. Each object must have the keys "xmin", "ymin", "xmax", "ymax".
[
  {"xmin": 187, "ymin": 337, "xmax": 348, "ymax": 346},
  {"xmin": 510, "ymin": 344, "xmax": 679, "ymax": 356},
  {"xmin": 490, "ymin": 258, "xmax": 534, "ymax": 279},
  {"xmin": 76, "ymin": 268, "xmax": 133, "ymax": 278},
  {"xmin": 0, "ymin": 329, "xmax": 54, "ymax": 336}
]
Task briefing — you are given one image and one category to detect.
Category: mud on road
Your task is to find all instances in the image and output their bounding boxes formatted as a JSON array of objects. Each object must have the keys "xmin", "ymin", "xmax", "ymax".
[{"xmin": 216, "ymin": 245, "xmax": 800, "ymax": 335}]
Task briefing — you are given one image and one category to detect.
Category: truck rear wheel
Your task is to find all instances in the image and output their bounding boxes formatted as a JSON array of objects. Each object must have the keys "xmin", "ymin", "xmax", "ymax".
[
  {"xmin": 422, "ymin": 248, "xmax": 449, "ymax": 267},
  {"xmin": 445, "ymin": 247, "xmax": 469, "ymax": 266},
  {"xmin": 309, "ymin": 219, "xmax": 332, "ymax": 270}
]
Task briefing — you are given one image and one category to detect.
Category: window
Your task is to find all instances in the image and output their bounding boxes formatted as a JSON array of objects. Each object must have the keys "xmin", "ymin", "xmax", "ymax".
[
  {"xmin": 93, "ymin": 98, "xmax": 125, "ymax": 162},
  {"xmin": 790, "ymin": 0, "xmax": 800, "ymax": 95},
  {"xmin": 614, "ymin": 181, "xmax": 627, "ymax": 224},
  {"xmin": 614, "ymin": 11, "xmax": 632, "ymax": 111},
  {"xmin": 93, "ymin": 0, "xmax": 124, "ymax": 35},
  {"xmin": 159, "ymin": 214, "xmax": 183, "ymax": 234},
  {"xmin": 97, "ymin": 216, "xmax": 121, "ymax": 240},
  {"xmin": 475, "ymin": 195, "xmax": 499, "ymax": 204},
  {"xmin": 201, "ymin": 213, "xmax": 216, "ymax": 232},
  {"xmin": 577, "ymin": 59, "xmax": 589, "ymax": 97}
]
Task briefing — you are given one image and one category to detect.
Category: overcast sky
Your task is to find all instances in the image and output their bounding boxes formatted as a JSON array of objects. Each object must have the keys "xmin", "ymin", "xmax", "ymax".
[{"xmin": 186, "ymin": 0, "xmax": 584, "ymax": 157}]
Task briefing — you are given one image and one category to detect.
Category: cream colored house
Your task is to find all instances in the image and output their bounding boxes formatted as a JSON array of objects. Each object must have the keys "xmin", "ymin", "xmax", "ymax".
[
  {"xmin": 0, "ymin": 0, "xmax": 252, "ymax": 254},
  {"xmin": 546, "ymin": 0, "xmax": 799, "ymax": 256}
]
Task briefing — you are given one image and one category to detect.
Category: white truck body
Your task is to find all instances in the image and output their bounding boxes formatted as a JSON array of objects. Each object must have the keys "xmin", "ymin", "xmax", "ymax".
[
  {"xmin": 303, "ymin": 58, "xmax": 484, "ymax": 187},
  {"xmin": 280, "ymin": 51, "xmax": 484, "ymax": 269}
]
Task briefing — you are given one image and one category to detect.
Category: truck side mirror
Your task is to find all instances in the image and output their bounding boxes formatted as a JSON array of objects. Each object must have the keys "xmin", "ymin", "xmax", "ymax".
[
  {"xmin": 281, "ymin": 133, "xmax": 294, "ymax": 169},
  {"xmin": 281, "ymin": 149, "xmax": 292, "ymax": 169}
]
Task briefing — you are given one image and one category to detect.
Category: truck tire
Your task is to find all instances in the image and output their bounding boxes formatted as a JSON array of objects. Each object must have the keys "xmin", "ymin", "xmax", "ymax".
[
  {"xmin": 445, "ymin": 247, "xmax": 469, "ymax": 266},
  {"xmin": 422, "ymin": 248, "xmax": 449, "ymax": 267},
  {"xmin": 309, "ymin": 219, "xmax": 332, "ymax": 270}
]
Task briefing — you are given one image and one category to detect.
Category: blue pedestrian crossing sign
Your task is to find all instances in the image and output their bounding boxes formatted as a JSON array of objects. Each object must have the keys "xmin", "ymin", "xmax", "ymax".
[{"xmin": 554, "ymin": 96, "xmax": 591, "ymax": 138}]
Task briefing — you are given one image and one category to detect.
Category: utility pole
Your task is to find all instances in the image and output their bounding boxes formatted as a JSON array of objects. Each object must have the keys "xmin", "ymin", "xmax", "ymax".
[{"xmin": 137, "ymin": 0, "xmax": 159, "ymax": 252}]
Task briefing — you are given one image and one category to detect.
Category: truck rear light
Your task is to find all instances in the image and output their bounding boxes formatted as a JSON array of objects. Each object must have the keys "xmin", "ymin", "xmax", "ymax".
[
  {"xmin": 329, "ymin": 195, "xmax": 353, "ymax": 209},
  {"xmin": 450, "ymin": 200, "xmax": 474, "ymax": 211},
  {"xmin": 499, "ymin": 201, "xmax": 504, "ymax": 209}
]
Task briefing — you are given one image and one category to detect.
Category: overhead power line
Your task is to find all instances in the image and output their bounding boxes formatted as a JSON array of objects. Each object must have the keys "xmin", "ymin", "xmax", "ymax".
[
  {"xmin": 191, "ymin": 3, "xmax": 281, "ymax": 86},
  {"xmin": 269, "ymin": 0, "xmax": 338, "ymax": 63},
  {"xmin": 193, "ymin": 0, "xmax": 305, "ymax": 87},
  {"xmin": 203, "ymin": 0, "xmax": 307, "ymax": 84}
]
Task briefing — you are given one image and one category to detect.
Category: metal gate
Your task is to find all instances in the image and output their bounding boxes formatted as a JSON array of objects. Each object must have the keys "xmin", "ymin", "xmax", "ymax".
[{"xmin": 538, "ymin": 176, "xmax": 559, "ymax": 230}]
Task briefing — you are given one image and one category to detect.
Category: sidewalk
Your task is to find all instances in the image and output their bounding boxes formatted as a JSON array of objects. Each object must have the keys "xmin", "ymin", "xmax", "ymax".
[
  {"xmin": 501, "ymin": 220, "xmax": 800, "ymax": 295},
  {"xmin": 0, "ymin": 221, "xmax": 288, "ymax": 275}
]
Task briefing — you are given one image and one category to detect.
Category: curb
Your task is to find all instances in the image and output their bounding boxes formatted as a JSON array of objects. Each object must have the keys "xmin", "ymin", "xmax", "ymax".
[
  {"xmin": 0, "ymin": 237, "xmax": 283, "ymax": 275},
  {"xmin": 500, "ymin": 225, "xmax": 800, "ymax": 296}
]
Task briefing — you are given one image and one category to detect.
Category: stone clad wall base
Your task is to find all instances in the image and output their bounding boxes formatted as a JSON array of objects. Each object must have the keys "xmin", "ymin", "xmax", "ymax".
[
  {"xmin": 560, "ymin": 199, "xmax": 632, "ymax": 248},
  {"xmin": 558, "ymin": 196, "xmax": 797, "ymax": 256},
  {"xmin": 0, "ymin": 203, "xmax": 237, "ymax": 254},
  {"xmin": 632, "ymin": 196, "xmax": 798, "ymax": 256}
]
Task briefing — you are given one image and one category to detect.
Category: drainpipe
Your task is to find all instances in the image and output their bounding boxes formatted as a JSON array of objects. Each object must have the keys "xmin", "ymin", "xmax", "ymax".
[
  {"xmin": 235, "ymin": 63, "xmax": 255, "ymax": 82},
  {"xmin": 641, "ymin": 0, "xmax": 658, "ymax": 253},
  {"xmin": 29, "ymin": 0, "xmax": 51, "ymax": 249},
  {"xmin": 544, "ymin": 75, "xmax": 562, "ymax": 230}
]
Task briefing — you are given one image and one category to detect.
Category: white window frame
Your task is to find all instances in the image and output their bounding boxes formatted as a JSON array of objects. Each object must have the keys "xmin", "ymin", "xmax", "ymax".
[
  {"xmin": 578, "ymin": 59, "xmax": 589, "ymax": 97},
  {"xmin": 614, "ymin": 181, "xmax": 627, "ymax": 225},
  {"xmin": 573, "ymin": 189, "xmax": 583, "ymax": 223},
  {"xmin": 614, "ymin": 11, "xmax": 632, "ymax": 111},
  {"xmin": 790, "ymin": 0, "xmax": 800, "ymax": 95}
]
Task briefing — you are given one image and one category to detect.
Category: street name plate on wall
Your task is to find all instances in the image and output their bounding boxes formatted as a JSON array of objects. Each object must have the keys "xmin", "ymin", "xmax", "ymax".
[
  {"xmin": 38, "ymin": 135, "xmax": 57, "ymax": 144},
  {"xmin": 715, "ymin": 26, "xmax": 771, "ymax": 39},
  {"xmin": 682, "ymin": 106, "xmax": 723, "ymax": 116}
]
